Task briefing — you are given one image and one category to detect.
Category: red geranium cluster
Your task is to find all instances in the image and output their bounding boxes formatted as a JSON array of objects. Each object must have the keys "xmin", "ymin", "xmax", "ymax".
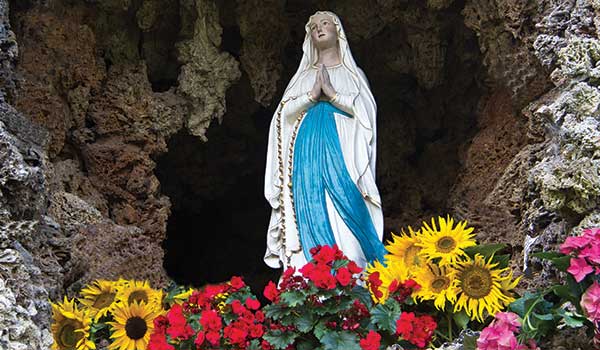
[
  {"xmin": 395, "ymin": 311, "xmax": 437, "ymax": 348},
  {"xmin": 298, "ymin": 245, "xmax": 363, "ymax": 289},
  {"xmin": 359, "ymin": 330, "xmax": 382, "ymax": 350},
  {"xmin": 148, "ymin": 276, "xmax": 265, "ymax": 350}
]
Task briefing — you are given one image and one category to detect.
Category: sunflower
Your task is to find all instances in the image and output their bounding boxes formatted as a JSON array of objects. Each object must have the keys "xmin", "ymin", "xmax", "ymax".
[
  {"xmin": 454, "ymin": 254, "xmax": 518, "ymax": 322},
  {"xmin": 108, "ymin": 301, "xmax": 163, "ymax": 350},
  {"xmin": 366, "ymin": 260, "xmax": 410, "ymax": 304},
  {"xmin": 115, "ymin": 280, "xmax": 163, "ymax": 309},
  {"xmin": 384, "ymin": 226, "xmax": 423, "ymax": 272},
  {"xmin": 416, "ymin": 216, "xmax": 476, "ymax": 266},
  {"xmin": 79, "ymin": 280, "xmax": 119, "ymax": 321},
  {"xmin": 51, "ymin": 296, "xmax": 95, "ymax": 350},
  {"xmin": 413, "ymin": 263, "xmax": 459, "ymax": 310}
]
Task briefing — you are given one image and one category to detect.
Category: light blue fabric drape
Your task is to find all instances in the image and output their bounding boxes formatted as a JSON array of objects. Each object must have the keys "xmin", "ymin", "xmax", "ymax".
[{"xmin": 293, "ymin": 101, "xmax": 386, "ymax": 264}]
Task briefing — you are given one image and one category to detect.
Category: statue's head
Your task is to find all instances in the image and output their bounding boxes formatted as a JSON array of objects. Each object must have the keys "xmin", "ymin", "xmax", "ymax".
[{"xmin": 307, "ymin": 12, "xmax": 338, "ymax": 51}]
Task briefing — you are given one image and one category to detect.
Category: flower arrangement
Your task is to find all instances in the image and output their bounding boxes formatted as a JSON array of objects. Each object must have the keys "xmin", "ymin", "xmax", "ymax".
[
  {"xmin": 148, "ymin": 276, "xmax": 265, "ymax": 350},
  {"xmin": 50, "ymin": 279, "xmax": 164, "ymax": 350},
  {"xmin": 365, "ymin": 216, "xmax": 521, "ymax": 346},
  {"xmin": 51, "ymin": 216, "xmax": 532, "ymax": 350},
  {"xmin": 508, "ymin": 227, "xmax": 600, "ymax": 347}
]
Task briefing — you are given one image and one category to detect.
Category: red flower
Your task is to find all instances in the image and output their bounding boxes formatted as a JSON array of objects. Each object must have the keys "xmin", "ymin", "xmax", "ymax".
[
  {"xmin": 261, "ymin": 340, "xmax": 274, "ymax": 350},
  {"xmin": 347, "ymin": 261, "xmax": 363, "ymax": 274},
  {"xmin": 314, "ymin": 245, "xmax": 338, "ymax": 264},
  {"xmin": 194, "ymin": 331, "xmax": 205, "ymax": 347},
  {"xmin": 301, "ymin": 262, "xmax": 337, "ymax": 289},
  {"xmin": 360, "ymin": 330, "xmax": 381, "ymax": 350},
  {"xmin": 206, "ymin": 330, "xmax": 221, "ymax": 346},
  {"xmin": 396, "ymin": 312, "xmax": 416, "ymax": 335},
  {"xmin": 166, "ymin": 304, "xmax": 194, "ymax": 340},
  {"xmin": 396, "ymin": 312, "xmax": 437, "ymax": 348},
  {"xmin": 148, "ymin": 332, "xmax": 175, "ymax": 350},
  {"xmin": 230, "ymin": 276, "xmax": 246, "ymax": 290},
  {"xmin": 153, "ymin": 315, "xmax": 169, "ymax": 334},
  {"xmin": 246, "ymin": 297, "xmax": 261, "ymax": 310},
  {"xmin": 282, "ymin": 267, "xmax": 296, "ymax": 280},
  {"xmin": 231, "ymin": 299, "xmax": 246, "ymax": 315},
  {"xmin": 255, "ymin": 310, "xmax": 265, "ymax": 322},
  {"xmin": 224, "ymin": 323, "xmax": 248, "ymax": 345},
  {"xmin": 200, "ymin": 309, "xmax": 223, "ymax": 332},
  {"xmin": 368, "ymin": 272, "xmax": 383, "ymax": 300},
  {"xmin": 299, "ymin": 262, "xmax": 316, "ymax": 277},
  {"xmin": 263, "ymin": 281, "xmax": 280, "ymax": 302},
  {"xmin": 249, "ymin": 323, "xmax": 265, "ymax": 338},
  {"xmin": 336, "ymin": 267, "xmax": 352, "ymax": 287}
]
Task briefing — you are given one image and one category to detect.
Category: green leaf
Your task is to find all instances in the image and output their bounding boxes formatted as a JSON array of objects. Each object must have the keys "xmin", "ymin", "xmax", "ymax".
[
  {"xmin": 179, "ymin": 339, "xmax": 195, "ymax": 349},
  {"xmin": 551, "ymin": 256, "xmax": 572, "ymax": 272},
  {"xmin": 263, "ymin": 330, "xmax": 298, "ymax": 350},
  {"xmin": 350, "ymin": 286, "xmax": 373, "ymax": 308},
  {"xmin": 532, "ymin": 311, "xmax": 554, "ymax": 321},
  {"xmin": 296, "ymin": 312, "xmax": 316, "ymax": 333},
  {"xmin": 297, "ymin": 339, "xmax": 319, "ymax": 350},
  {"xmin": 531, "ymin": 252, "xmax": 565, "ymax": 260},
  {"xmin": 320, "ymin": 331, "xmax": 361, "ymax": 350},
  {"xmin": 491, "ymin": 254, "xmax": 511, "ymax": 269},
  {"xmin": 464, "ymin": 243, "xmax": 507, "ymax": 259},
  {"xmin": 264, "ymin": 303, "xmax": 289, "ymax": 320},
  {"xmin": 332, "ymin": 259, "xmax": 349, "ymax": 270},
  {"xmin": 314, "ymin": 320, "xmax": 328, "ymax": 340},
  {"xmin": 462, "ymin": 332, "xmax": 479, "ymax": 350},
  {"xmin": 247, "ymin": 339, "xmax": 261, "ymax": 350},
  {"xmin": 452, "ymin": 310, "xmax": 471, "ymax": 330},
  {"xmin": 281, "ymin": 290, "xmax": 306, "ymax": 307},
  {"xmin": 370, "ymin": 302, "xmax": 401, "ymax": 333}
]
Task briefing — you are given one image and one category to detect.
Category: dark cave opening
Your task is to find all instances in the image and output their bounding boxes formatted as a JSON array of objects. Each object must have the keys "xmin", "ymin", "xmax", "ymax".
[
  {"xmin": 156, "ymin": 1, "xmax": 486, "ymax": 289},
  {"xmin": 155, "ymin": 73, "xmax": 281, "ymax": 290}
]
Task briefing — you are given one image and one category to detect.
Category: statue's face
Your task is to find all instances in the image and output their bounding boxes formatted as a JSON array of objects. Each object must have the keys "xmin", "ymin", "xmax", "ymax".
[{"xmin": 309, "ymin": 14, "xmax": 337, "ymax": 49}]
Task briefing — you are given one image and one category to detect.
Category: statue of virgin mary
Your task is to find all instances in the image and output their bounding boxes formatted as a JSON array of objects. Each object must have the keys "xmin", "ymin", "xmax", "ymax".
[{"xmin": 264, "ymin": 11, "xmax": 386, "ymax": 270}]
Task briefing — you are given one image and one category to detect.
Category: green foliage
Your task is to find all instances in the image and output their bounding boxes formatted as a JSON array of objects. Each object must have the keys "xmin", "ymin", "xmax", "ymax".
[
  {"xmin": 464, "ymin": 243, "xmax": 510, "ymax": 268},
  {"xmin": 263, "ymin": 330, "xmax": 298, "ymax": 349},
  {"xmin": 531, "ymin": 252, "xmax": 571, "ymax": 272},
  {"xmin": 370, "ymin": 302, "xmax": 401, "ymax": 333},
  {"xmin": 320, "ymin": 331, "xmax": 361, "ymax": 350}
]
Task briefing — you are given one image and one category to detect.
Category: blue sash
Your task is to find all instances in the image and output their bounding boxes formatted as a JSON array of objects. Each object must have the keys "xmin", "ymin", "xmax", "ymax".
[{"xmin": 292, "ymin": 101, "xmax": 386, "ymax": 264}]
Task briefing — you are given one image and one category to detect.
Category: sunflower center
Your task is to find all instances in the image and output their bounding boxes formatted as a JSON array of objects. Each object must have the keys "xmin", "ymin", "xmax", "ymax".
[
  {"xmin": 436, "ymin": 236, "xmax": 457, "ymax": 253},
  {"xmin": 128, "ymin": 290, "xmax": 149, "ymax": 305},
  {"xmin": 460, "ymin": 266, "xmax": 492, "ymax": 299},
  {"xmin": 404, "ymin": 245, "xmax": 421, "ymax": 266},
  {"xmin": 431, "ymin": 276, "xmax": 450, "ymax": 293},
  {"xmin": 93, "ymin": 292, "xmax": 115, "ymax": 309},
  {"xmin": 125, "ymin": 316, "xmax": 148, "ymax": 340},
  {"xmin": 58, "ymin": 321, "xmax": 82, "ymax": 348}
]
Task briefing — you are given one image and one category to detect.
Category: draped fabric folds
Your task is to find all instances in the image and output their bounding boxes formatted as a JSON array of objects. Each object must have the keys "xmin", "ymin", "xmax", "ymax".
[{"xmin": 293, "ymin": 102, "xmax": 386, "ymax": 264}]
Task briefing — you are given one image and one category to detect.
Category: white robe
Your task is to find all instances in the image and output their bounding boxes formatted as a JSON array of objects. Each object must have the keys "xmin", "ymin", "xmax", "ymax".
[{"xmin": 264, "ymin": 63, "xmax": 383, "ymax": 269}]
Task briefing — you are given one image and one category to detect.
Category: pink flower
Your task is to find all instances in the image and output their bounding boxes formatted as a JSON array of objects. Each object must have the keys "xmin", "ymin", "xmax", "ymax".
[
  {"xmin": 494, "ymin": 312, "xmax": 521, "ymax": 332},
  {"xmin": 579, "ymin": 243, "xmax": 600, "ymax": 265},
  {"xmin": 560, "ymin": 235, "xmax": 592, "ymax": 254},
  {"xmin": 567, "ymin": 257, "xmax": 594, "ymax": 282},
  {"xmin": 477, "ymin": 323, "xmax": 517, "ymax": 350},
  {"xmin": 583, "ymin": 228, "xmax": 600, "ymax": 239},
  {"xmin": 581, "ymin": 281, "xmax": 600, "ymax": 322}
]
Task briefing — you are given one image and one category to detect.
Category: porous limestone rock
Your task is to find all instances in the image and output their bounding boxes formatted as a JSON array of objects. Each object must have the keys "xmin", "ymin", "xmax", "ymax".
[
  {"xmin": 237, "ymin": 0, "xmax": 288, "ymax": 106},
  {"xmin": 71, "ymin": 222, "xmax": 169, "ymax": 290},
  {"xmin": 176, "ymin": 0, "xmax": 241, "ymax": 140}
]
